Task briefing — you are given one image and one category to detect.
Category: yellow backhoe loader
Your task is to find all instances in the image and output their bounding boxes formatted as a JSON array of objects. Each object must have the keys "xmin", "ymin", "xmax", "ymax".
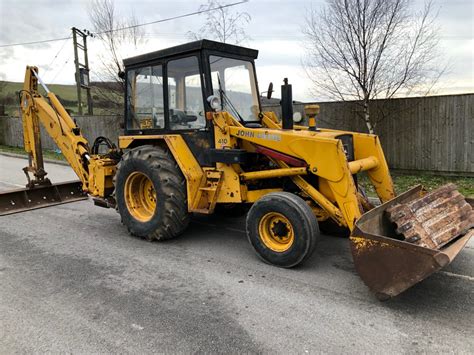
[{"xmin": 1, "ymin": 40, "xmax": 472, "ymax": 299}]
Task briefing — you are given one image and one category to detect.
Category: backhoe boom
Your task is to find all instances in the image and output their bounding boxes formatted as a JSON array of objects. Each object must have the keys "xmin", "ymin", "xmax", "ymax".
[{"xmin": 21, "ymin": 66, "xmax": 90, "ymax": 190}]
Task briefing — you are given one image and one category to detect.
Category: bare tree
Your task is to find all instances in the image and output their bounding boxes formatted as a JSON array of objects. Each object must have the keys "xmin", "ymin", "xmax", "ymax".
[
  {"xmin": 187, "ymin": 0, "xmax": 251, "ymax": 44},
  {"xmin": 88, "ymin": 0, "xmax": 146, "ymax": 111},
  {"xmin": 302, "ymin": 0, "xmax": 443, "ymax": 133}
]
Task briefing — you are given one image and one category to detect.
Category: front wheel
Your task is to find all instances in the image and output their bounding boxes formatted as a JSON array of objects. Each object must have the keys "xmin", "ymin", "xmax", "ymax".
[{"xmin": 246, "ymin": 192, "xmax": 319, "ymax": 268}]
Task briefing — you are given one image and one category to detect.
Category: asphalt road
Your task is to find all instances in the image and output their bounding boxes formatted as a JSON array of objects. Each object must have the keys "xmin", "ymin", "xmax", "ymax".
[{"xmin": 1, "ymin": 154, "xmax": 473, "ymax": 353}]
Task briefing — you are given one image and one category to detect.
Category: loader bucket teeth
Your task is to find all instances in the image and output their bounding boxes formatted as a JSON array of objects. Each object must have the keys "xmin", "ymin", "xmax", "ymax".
[
  {"xmin": 350, "ymin": 185, "xmax": 474, "ymax": 299},
  {"xmin": 0, "ymin": 181, "xmax": 87, "ymax": 216}
]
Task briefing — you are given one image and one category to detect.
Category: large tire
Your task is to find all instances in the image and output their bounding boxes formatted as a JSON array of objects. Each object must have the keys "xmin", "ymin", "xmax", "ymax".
[
  {"xmin": 114, "ymin": 145, "xmax": 189, "ymax": 241},
  {"xmin": 246, "ymin": 192, "xmax": 319, "ymax": 268}
]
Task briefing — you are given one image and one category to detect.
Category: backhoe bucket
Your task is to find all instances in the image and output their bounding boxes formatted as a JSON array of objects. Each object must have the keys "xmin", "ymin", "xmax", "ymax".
[
  {"xmin": 0, "ymin": 180, "xmax": 87, "ymax": 216},
  {"xmin": 350, "ymin": 185, "xmax": 473, "ymax": 300}
]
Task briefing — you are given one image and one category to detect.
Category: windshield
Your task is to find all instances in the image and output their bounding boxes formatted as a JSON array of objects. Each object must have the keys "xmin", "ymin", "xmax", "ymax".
[{"xmin": 209, "ymin": 56, "xmax": 260, "ymax": 122}]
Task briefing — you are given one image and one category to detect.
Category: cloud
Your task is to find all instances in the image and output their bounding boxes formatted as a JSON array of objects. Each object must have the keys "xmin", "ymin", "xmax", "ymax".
[
  {"xmin": 0, "ymin": 46, "xmax": 14, "ymax": 61},
  {"xmin": 0, "ymin": 0, "xmax": 472, "ymax": 100}
]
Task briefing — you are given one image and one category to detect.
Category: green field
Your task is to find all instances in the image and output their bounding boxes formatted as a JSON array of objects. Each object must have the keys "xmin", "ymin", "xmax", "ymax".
[
  {"xmin": 0, "ymin": 81, "xmax": 122, "ymax": 116},
  {"xmin": 1, "ymin": 81, "xmax": 79, "ymax": 100}
]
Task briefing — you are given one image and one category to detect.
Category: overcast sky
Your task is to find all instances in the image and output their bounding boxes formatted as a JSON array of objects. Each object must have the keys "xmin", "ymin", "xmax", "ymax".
[{"xmin": 0, "ymin": 0, "xmax": 472, "ymax": 101}]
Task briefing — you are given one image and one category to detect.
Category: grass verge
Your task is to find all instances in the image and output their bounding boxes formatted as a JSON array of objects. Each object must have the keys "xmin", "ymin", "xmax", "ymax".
[
  {"xmin": 359, "ymin": 172, "xmax": 474, "ymax": 198},
  {"xmin": 0, "ymin": 145, "xmax": 65, "ymax": 161}
]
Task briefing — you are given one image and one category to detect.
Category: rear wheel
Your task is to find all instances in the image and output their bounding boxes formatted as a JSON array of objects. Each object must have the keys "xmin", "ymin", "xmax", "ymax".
[
  {"xmin": 246, "ymin": 192, "xmax": 319, "ymax": 268},
  {"xmin": 114, "ymin": 145, "xmax": 189, "ymax": 240}
]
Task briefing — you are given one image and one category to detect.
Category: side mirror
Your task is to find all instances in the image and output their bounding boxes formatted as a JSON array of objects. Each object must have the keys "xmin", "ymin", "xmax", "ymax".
[
  {"xmin": 267, "ymin": 82, "xmax": 274, "ymax": 100},
  {"xmin": 118, "ymin": 71, "xmax": 125, "ymax": 80}
]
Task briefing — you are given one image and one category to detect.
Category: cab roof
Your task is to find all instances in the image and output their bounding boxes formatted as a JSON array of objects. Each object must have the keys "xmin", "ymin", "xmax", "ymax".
[{"xmin": 123, "ymin": 39, "xmax": 259, "ymax": 68}]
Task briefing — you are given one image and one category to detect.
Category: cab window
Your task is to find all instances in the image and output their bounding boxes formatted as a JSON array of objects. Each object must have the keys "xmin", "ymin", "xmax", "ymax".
[
  {"xmin": 210, "ymin": 56, "xmax": 259, "ymax": 122},
  {"xmin": 167, "ymin": 56, "xmax": 206, "ymax": 130},
  {"xmin": 126, "ymin": 65, "xmax": 164, "ymax": 130}
]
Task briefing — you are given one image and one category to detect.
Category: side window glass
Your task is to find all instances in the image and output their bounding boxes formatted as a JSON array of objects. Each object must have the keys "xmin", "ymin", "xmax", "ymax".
[
  {"xmin": 126, "ymin": 65, "xmax": 164, "ymax": 130},
  {"xmin": 167, "ymin": 56, "xmax": 206, "ymax": 130}
]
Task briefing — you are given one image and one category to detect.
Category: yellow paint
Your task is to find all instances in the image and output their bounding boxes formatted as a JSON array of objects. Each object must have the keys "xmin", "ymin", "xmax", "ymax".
[
  {"xmin": 214, "ymin": 163, "xmax": 243, "ymax": 203},
  {"xmin": 348, "ymin": 156, "xmax": 379, "ymax": 174},
  {"xmin": 352, "ymin": 134, "xmax": 395, "ymax": 203},
  {"xmin": 163, "ymin": 135, "xmax": 207, "ymax": 211},
  {"xmin": 124, "ymin": 171, "xmax": 156, "ymax": 222},
  {"xmin": 350, "ymin": 236, "xmax": 393, "ymax": 255},
  {"xmin": 205, "ymin": 113, "xmax": 396, "ymax": 230},
  {"xmin": 20, "ymin": 66, "xmax": 99, "ymax": 192},
  {"xmin": 258, "ymin": 212, "xmax": 295, "ymax": 252},
  {"xmin": 261, "ymin": 112, "xmax": 280, "ymax": 128},
  {"xmin": 318, "ymin": 178, "xmax": 336, "ymax": 203},
  {"xmin": 304, "ymin": 104, "xmax": 320, "ymax": 117},
  {"xmin": 198, "ymin": 169, "xmax": 223, "ymax": 213},
  {"xmin": 224, "ymin": 120, "xmax": 361, "ymax": 228},
  {"xmin": 240, "ymin": 167, "xmax": 307, "ymax": 181},
  {"xmin": 88, "ymin": 157, "xmax": 116, "ymax": 197},
  {"xmin": 246, "ymin": 188, "xmax": 283, "ymax": 203}
]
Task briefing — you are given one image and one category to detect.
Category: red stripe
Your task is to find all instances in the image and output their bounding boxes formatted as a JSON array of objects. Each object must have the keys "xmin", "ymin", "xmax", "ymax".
[{"xmin": 255, "ymin": 145, "xmax": 307, "ymax": 167}]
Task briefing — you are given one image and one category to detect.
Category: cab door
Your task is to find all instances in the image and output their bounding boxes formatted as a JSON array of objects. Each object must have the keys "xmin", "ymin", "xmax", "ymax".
[{"xmin": 165, "ymin": 55, "xmax": 212, "ymax": 165}]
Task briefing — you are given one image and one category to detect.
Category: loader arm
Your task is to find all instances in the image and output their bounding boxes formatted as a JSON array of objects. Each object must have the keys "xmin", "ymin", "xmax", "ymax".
[
  {"xmin": 212, "ymin": 112, "xmax": 394, "ymax": 231},
  {"xmin": 20, "ymin": 66, "xmax": 91, "ymax": 190}
]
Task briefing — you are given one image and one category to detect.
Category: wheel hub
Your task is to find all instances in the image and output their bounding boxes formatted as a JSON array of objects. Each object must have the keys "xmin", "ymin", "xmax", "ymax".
[
  {"xmin": 258, "ymin": 212, "xmax": 295, "ymax": 252},
  {"xmin": 124, "ymin": 172, "xmax": 157, "ymax": 222}
]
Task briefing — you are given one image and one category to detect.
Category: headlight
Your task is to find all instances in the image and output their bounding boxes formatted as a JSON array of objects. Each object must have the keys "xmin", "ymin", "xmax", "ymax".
[
  {"xmin": 293, "ymin": 111, "xmax": 303, "ymax": 123},
  {"xmin": 207, "ymin": 95, "xmax": 221, "ymax": 111}
]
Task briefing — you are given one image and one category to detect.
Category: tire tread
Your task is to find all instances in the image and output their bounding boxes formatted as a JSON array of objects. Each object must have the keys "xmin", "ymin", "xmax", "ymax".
[{"xmin": 114, "ymin": 145, "xmax": 189, "ymax": 241}]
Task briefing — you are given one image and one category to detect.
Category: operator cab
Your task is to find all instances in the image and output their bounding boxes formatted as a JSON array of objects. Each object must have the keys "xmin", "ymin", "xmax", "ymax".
[{"xmin": 123, "ymin": 40, "xmax": 261, "ymax": 134}]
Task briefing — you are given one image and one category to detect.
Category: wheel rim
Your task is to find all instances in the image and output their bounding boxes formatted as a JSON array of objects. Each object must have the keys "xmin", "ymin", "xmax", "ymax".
[
  {"xmin": 258, "ymin": 212, "xmax": 295, "ymax": 252},
  {"xmin": 124, "ymin": 172, "xmax": 156, "ymax": 222}
]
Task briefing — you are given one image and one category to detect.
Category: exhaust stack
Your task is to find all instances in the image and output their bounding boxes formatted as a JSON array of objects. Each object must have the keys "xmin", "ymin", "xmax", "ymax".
[{"xmin": 281, "ymin": 78, "xmax": 293, "ymax": 130}]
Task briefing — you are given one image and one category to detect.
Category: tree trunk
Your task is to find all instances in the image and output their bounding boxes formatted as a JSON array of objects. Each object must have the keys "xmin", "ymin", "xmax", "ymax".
[{"xmin": 363, "ymin": 99, "xmax": 374, "ymax": 134}]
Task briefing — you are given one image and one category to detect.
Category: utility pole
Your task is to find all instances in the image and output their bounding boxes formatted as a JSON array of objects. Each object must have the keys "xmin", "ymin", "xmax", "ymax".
[{"xmin": 72, "ymin": 27, "xmax": 93, "ymax": 115}]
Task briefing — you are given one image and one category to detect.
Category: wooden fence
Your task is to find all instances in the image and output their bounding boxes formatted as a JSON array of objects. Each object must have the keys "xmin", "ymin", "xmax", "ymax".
[
  {"xmin": 0, "ymin": 94, "xmax": 472, "ymax": 175},
  {"xmin": 0, "ymin": 115, "xmax": 122, "ymax": 152},
  {"xmin": 263, "ymin": 93, "xmax": 473, "ymax": 176}
]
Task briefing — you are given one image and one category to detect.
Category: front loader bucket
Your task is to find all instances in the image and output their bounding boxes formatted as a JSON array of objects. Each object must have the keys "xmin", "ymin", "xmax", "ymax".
[
  {"xmin": 0, "ymin": 180, "xmax": 87, "ymax": 216},
  {"xmin": 350, "ymin": 185, "xmax": 473, "ymax": 300}
]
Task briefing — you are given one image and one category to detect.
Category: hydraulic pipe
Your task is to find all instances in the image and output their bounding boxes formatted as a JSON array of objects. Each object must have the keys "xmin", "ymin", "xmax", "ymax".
[
  {"xmin": 240, "ymin": 167, "xmax": 307, "ymax": 181},
  {"xmin": 32, "ymin": 68, "xmax": 78, "ymax": 132},
  {"xmin": 47, "ymin": 93, "xmax": 79, "ymax": 131}
]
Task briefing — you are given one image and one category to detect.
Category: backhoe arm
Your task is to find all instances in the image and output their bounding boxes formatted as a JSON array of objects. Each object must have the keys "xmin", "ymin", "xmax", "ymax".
[{"xmin": 20, "ymin": 66, "xmax": 91, "ymax": 190}]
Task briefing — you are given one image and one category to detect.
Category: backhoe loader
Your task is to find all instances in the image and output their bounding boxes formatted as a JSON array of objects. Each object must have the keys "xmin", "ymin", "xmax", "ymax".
[{"xmin": 1, "ymin": 40, "xmax": 472, "ymax": 299}]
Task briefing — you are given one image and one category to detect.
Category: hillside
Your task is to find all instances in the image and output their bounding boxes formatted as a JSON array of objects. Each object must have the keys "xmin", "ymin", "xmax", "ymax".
[
  {"xmin": 0, "ymin": 80, "xmax": 273, "ymax": 117},
  {"xmin": 0, "ymin": 81, "xmax": 122, "ymax": 116},
  {"xmin": 0, "ymin": 81, "xmax": 79, "ymax": 101}
]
